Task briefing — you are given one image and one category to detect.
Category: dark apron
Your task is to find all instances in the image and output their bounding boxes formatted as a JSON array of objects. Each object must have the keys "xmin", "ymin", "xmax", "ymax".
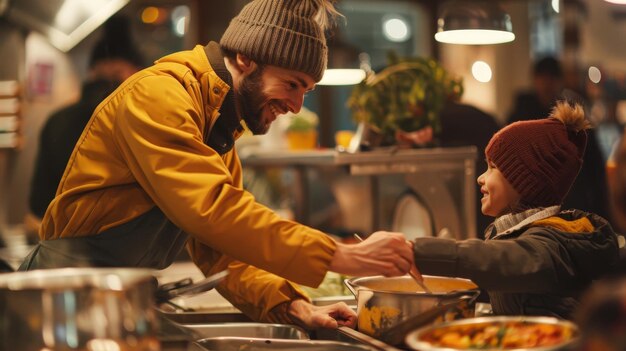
[{"xmin": 19, "ymin": 207, "xmax": 189, "ymax": 271}]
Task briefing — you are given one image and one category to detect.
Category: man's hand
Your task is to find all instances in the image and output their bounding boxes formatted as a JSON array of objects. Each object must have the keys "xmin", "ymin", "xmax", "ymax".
[
  {"xmin": 329, "ymin": 231, "xmax": 414, "ymax": 277},
  {"xmin": 287, "ymin": 299, "xmax": 356, "ymax": 329}
]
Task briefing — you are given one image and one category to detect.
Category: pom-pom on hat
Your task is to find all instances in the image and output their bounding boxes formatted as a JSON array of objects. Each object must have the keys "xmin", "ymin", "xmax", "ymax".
[
  {"xmin": 219, "ymin": 0, "xmax": 329, "ymax": 82},
  {"xmin": 485, "ymin": 102, "xmax": 590, "ymax": 207}
]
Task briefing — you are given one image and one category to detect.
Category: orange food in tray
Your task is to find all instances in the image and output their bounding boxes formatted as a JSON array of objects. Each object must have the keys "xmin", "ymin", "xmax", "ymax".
[{"xmin": 413, "ymin": 317, "xmax": 578, "ymax": 350}]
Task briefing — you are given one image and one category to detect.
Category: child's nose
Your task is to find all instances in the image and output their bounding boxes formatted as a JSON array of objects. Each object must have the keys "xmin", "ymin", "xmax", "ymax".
[{"xmin": 477, "ymin": 172, "xmax": 486, "ymax": 185}]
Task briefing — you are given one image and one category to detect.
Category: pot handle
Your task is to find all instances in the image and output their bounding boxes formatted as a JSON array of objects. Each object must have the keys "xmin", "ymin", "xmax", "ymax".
[
  {"xmin": 343, "ymin": 278, "xmax": 358, "ymax": 297},
  {"xmin": 436, "ymin": 292, "xmax": 479, "ymax": 316},
  {"xmin": 155, "ymin": 269, "xmax": 229, "ymax": 302},
  {"xmin": 466, "ymin": 289, "xmax": 481, "ymax": 304},
  {"xmin": 441, "ymin": 289, "xmax": 480, "ymax": 305}
]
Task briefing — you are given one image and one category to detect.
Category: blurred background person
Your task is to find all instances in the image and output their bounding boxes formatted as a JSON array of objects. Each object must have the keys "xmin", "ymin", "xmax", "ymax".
[
  {"xmin": 439, "ymin": 101, "xmax": 500, "ymax": 239},
  {"xmin": 573, "ymin": 121, "xmax": 626, "ymax": 351},
  {"xmin": 575, "ymin": 277, "xmax": 626, "ymax": 351},
  {"xmin": 26, "ymin": 15, "xmax": 144, "ymax": 235},
  {"xmin": 608, "ymin": 131, "xmax": 626, "ymax": 235},
  {"xmin": 588, "ymin": 72, "xmax": 624, "ymax": 165},
  {"xmin": 508, "ymin": 56, "xmax": 565, "ymax": 123}
]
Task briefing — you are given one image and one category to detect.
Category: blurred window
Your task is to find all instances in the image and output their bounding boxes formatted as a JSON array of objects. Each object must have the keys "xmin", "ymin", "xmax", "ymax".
[{"xmin": 529, "ymin": 0, "xmax": 562, "ymax": 60}]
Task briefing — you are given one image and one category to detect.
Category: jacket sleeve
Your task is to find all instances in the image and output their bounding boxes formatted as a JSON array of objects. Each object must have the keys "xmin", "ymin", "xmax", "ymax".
[
  {"xmin": 113, "ymin": 75, "xmax": 335, "ymax": 287},
  {"xmin": 216, "ymin": 262, "xmax": 310, "ymax": 323},
  {"xmin": 413, "ymin": 234, "xmax": 583, "ymax": 293},
  {"xmin": 187, "ymin": 236, "xmax": 309, "ymax": 322}
]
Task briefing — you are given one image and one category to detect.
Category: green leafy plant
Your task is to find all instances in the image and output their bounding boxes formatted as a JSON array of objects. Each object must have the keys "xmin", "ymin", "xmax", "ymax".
[
  {"xmin": 347, "ymin": 52, "xmax": 463, "ymax": 146},
  {"xmin": 285, "ymin": 107, "xmax": 319, "ymax": 132}
]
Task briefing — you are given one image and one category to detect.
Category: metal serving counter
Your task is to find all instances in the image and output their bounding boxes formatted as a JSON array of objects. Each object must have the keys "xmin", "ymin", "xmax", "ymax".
[
  {"xmin": 158, "ymin": 318, "xmax": 402, "ymax": 351},
  {"xmin": 241, "ymin": 146, "xmax": 477, "ymax": 239}
]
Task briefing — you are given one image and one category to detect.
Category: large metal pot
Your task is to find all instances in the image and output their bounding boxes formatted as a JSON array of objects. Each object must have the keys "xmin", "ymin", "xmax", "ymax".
[
  {"xmin": 0, "ymin": 268, "xmax": 160, "ymax": 351},
  {"xmin": 345, "ymin": 275, "xmax": 479, "ymax": 338}
]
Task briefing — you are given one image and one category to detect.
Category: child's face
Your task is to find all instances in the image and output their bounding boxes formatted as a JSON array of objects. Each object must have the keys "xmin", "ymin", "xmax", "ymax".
[{"xmin": 477, "ymin": 160, "xmax": 521, "ymax": 217}]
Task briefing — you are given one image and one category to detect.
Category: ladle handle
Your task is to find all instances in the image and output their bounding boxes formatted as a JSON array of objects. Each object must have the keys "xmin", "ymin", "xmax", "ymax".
[
  {"xmin": 344, "ymin": 278, "xmax": 358, "ymax": 297},
  {"xmin": 408, "ymin": 269, "xmax": 432, "ymax": 294}
]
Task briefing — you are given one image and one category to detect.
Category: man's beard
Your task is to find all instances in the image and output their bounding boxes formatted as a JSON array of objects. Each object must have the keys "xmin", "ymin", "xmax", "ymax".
[{"xmin": 236, "ymin": 66, "xmax": 271, "ymax": 135}]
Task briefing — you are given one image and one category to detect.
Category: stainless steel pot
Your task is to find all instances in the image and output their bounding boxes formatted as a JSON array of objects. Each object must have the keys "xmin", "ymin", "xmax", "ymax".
[
  {"xmin": 0, "ymin": 268, "xmax": 160, "ymax": 351},
  {"xmin": 345, "ymin": 275, "xmax": 479, "ymax": 338}
]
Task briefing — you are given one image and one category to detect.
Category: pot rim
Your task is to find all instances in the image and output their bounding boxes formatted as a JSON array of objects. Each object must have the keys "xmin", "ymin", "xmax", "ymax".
[
  {"xmin": 405, "ymin": 316, "xmax": 580, "ymax": 351},
  {"xmin": 0, "ymin": 267, "xmax": 155, "ymax": 291},
  {"xmin": 346, "ymin": 275, "xmax": 479, "ymax": 297}
]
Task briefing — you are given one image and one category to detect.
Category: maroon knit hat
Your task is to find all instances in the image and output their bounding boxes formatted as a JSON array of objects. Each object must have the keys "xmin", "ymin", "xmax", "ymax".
[{"xmin": 485, "ymin": 102, "xmax": 589, "ymax": 207}]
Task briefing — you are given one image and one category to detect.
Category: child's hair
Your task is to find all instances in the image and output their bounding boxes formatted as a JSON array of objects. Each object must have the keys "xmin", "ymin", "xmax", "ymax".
[{"xmin": 485, "ymin": 101, "xmax": 588, "ymax": 208}]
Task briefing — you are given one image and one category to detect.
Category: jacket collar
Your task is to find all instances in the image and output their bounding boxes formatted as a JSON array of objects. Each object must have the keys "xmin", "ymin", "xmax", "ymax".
[
  {"xmin": 204, "ymin": 41, "xmax": 243, "ymax": 154},
  {"xmin": 204, "ymin": 41, "xmax": 233, "ymax": 89},
  {"xmin": 489, "ymin": 205, "xmax": 561, "ymax": 239},
  {"xmin": 531, "ymin": 216, "xmax": 594, "ymax": 233}
]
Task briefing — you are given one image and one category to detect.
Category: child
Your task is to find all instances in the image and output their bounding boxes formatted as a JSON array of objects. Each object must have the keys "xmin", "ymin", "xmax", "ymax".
[{"xmin": 412, "ymin": 101, "xmax": 620, "ymax": 319}]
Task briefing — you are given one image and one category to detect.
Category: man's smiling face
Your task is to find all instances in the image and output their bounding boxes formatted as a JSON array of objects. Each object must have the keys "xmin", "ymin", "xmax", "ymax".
[{"xmin": 236, "ymin": 64, "xmax": 316, "ymax": 135}]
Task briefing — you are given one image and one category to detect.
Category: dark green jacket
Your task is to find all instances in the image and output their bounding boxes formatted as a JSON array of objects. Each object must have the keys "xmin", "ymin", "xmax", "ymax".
[{"xmin": 413, "ymin": 210, "xmax": 620, "ymax": 319}]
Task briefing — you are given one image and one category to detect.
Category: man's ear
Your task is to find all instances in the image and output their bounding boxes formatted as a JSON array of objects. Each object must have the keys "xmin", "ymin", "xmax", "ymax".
[{"xmin": 235, "ymin": 54, "xmax": 257, "ymax": 74}]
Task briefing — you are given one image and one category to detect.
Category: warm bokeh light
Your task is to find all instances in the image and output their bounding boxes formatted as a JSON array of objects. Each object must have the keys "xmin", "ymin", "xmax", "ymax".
[
  {"xmin": 174, "ymin": 17, "xmax": 186, "ymax": 36},
  {"xmin": 171, "ymin": 6, "xmax": 189, "ymax": 37},
  {"xmin": 383, "ymin": 17, "xmax": 410, "ymax": 42},
  {"xmin": 435, "ymin": 30, "xmax": 515, "ymax": 45},
  {"xmin": 604, "ymin": 0, "xmax": 626, "ymax": 4},
  {"xmin": 141, "ymin": 6, "xmax": 159, "ymax": 24},
  {"xmin": 471, "ymin": 61, "xmax": 492, "ymax": 83},
  {"xmin": 588, "ymin": 66, "xmax": 602, "ymax": 84},
  {"xmin": 552, "ymin": 0, "xmax": 560, "ymax": 13},
  {"xmin": 318, "ymin": 69, "xmax": 366, "ymax": 85}
]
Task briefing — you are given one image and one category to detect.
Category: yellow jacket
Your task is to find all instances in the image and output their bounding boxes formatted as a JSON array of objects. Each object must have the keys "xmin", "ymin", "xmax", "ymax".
[{"xmin": 40, "ymin": 44, "xmax": 336, "ymax": 321}]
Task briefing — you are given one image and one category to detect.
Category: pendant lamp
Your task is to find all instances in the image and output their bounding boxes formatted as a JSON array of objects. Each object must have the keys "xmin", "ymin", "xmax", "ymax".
[
  {"xmin": 318, "ymin": 68, "xmax": 366, "ymax": 86},
  {"xmin": 318, "ymin": 34, "xmax": 366, "ymax": 86},
  {"xmin": 435, "ymin": 1, "xmax": 515, "ymax": 45}
]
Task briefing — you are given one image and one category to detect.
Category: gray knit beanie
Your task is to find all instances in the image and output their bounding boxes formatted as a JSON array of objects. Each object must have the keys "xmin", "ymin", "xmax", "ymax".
[{"xmin": 220, "ymin": 0, "xmax": 328, "ymax": 82}]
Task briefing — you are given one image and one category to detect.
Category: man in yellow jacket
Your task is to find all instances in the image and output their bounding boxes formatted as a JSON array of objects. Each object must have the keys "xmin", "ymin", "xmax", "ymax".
[{"xmin": 20, "ymin": 0, "xmax": 414, "ymax": 329}]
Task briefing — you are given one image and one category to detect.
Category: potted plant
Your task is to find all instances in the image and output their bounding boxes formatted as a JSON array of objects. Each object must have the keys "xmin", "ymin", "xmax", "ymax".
[
  {"xmin": 347, "ymin": 52, "xmax": 463, "ymax": 147},
  {"xmin": 284, "ymin": 107, "xmax": 319, "ymax": 150}
]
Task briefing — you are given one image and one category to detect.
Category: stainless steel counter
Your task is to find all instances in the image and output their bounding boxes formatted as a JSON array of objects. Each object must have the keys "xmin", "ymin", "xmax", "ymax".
[
  {"xmin": 241, "ymin": 147, "xmax": 477, "ymax": 239},
  {"xmin": 158, "ymin": 317, "xmax": 401, "ymax": 351}
]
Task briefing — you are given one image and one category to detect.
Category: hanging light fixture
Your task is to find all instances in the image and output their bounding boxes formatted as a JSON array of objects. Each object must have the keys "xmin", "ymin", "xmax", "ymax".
[
  {"xmin": 435, "ymin": 1, "xmax": 515, "ymax": 45},
  {"xmin": 318, "ymin": 34, "xmax": 366, "ymax": 86},
  {"xmin": 318, "ymin": 69, "xmax": 366, "ymax": 85}
]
